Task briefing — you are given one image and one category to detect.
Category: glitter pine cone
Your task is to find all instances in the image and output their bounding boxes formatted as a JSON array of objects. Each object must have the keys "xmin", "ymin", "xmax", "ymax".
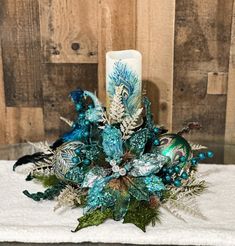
[{"xmin": 13, "ymin": 86, "xmax": 213, "ymax": 232}]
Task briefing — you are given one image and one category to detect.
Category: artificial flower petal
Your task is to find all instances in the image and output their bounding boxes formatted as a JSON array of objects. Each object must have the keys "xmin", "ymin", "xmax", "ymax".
[
  {"xmin": 128, "ymin": 153, "xmax": 169, "ymax": 177},
  {"xmin": 81, "ymin": 167, "xmax": 108, "ymax": 188},
  {"xmin": 102, "ymin": 125, "xmax": 123, "ymax": 162}
]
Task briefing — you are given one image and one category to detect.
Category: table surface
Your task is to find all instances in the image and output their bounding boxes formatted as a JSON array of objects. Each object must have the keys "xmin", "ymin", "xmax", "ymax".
[
  {"xmin": 1, "ymin": 141, "xmax": 235, "ymax": 165},
  {"xmin": 0, "ymin": 161, "xmax": 235, "ymax": 246}
]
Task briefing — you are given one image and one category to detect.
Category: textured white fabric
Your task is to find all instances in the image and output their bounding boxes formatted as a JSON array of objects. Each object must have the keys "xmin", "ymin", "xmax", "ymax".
[{"xmin": 0, "ymin": 160, "xmax": 235, "ymax": 245}]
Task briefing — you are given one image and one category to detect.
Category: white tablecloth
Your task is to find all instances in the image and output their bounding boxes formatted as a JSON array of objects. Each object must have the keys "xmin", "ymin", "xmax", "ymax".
[{"xmin": 0, "ymin": 161, "xmax": 235, "ymax": 246}]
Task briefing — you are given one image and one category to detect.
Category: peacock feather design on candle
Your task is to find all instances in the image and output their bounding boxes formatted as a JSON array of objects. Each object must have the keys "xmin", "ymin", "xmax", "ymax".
[{"xmin": 108, "ymin": 61, "xmax": 141, "ymax": 115}]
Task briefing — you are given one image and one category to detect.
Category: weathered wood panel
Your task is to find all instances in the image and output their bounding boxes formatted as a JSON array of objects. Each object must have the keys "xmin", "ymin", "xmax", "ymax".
[
  {"xmin": 136, "ymin": 0, "xmax": 175, "ymax": 129},
  {"xmin": 42, "ymin": 64, "xmax": 97, "ymax": 140},
  {"xmin": 0, "ymin": 0, "xmax": 43, "ymax": 107},
  {"xmin": 6, "ymin": 107, "xmax": 45, "ymax": 144},
  {"xmin": 207, "ymin": 72, "xmax": 228, "ymax": 95},
  {"xmin": 225, "ymin": 0, "xmax": 235, "ymax": 144},
  {"xmin": 173, "ymin": 0, "xmax": 233, "ymax": 143},
  {"xmin": 0, "ymin": 44, "xmax": 7, "ymax": 144},
  {"xmin": 98, "ymin": 0, "xmax": 136, "ymax": 104},
  {"xmin": 39, "ymin": 0, "xmax": 98, "ymax": 64}
]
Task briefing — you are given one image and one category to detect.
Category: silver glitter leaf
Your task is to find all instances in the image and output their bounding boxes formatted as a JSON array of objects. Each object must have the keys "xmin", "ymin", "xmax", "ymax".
[
  {"xmin": 128, "ymin": 153, "xmax": 169, "ymax": 177},
  {"xmin": 81, "ymin": 167, "xmax": 108, "ymax": 188}
]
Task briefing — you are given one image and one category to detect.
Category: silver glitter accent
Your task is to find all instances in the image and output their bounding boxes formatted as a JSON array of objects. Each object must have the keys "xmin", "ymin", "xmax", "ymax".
[
  {"xmin": 128, "ymin": 153, "xmax": 169, "ymax": 177},
  {"xmin": 110, "ymin": 160, "xmax": 117, "ymax": 166},
  {"xmin": 112, "ymin": 165, "xmax": 120, "ymax": 173},
  {"xmin": 119, "ymin": 168, "xmax": 126, "ymax": 176}
]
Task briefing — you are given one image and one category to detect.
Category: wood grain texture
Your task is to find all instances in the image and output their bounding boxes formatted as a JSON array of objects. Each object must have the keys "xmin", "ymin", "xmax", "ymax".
[
  {"xmin": 98, "ymin": 0, "xmax": 136, "ymax": 104},
  {"xmin": 207, "ymin": 72, "xmax": 228, "ymax": 95},
  {"xmin": 225, "ymin": 0, "xmax": 235, "ymax": 144},
  {"xmin": 0, "ymin": 0, "xmax": 43, "ymax": 107},
  {"xmin": 39, "ymin": 0, "xmax": 98, "ymax": 64},
  {"xmin": 173, "ymin": 0, "xmax": 233, "ymax": 142},
  {"xmin": 42, "ymin": 63, "xmax": 97, "ymax": 140},
  {"xmin": 0, "ymin": 43, "xmax": 7, "ymax": 144},
  {"xmin": 136, "ymin": 0, "xmax": 175, "ymax": 129},
  {"xmin": 5, "ymin": 107, "xmax": 45, "ymax": 144}
]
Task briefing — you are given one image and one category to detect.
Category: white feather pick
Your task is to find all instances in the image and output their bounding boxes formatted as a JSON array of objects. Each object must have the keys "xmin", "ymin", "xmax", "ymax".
[
  {"xmin": 60, "ymin": 116, "xmax": 74, "ymax": 127},
  {"xmin": 120, "ymin": 108, "xmax": 143, "ymax": 139},
  {"xmin": 109, "ymin": 85, "xmax": 125, "ymax": 123},
  {"xmin": 189, "ymin": 142, "xmax": 208, "ymax": 150},
  {"xmin": 28, "ymin": 141, "xmax": 53, "ymax": 154},
  {"xmin": 54, "ymin": 185, "xmax": 81, "ymax": 211}
]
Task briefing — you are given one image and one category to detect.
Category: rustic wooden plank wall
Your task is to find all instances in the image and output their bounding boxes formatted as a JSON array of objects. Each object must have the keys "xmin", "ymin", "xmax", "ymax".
[
  {"xmin": 39, "ymin": 0, "xmax": 98, "ymax": 64},
  {"xmin": 225, "ymin": 0, "xmax": 235, "ymax": 144},
  {"xmin": 0, "ymin": 0, "xmax": 98, "ymax": 143},
  {"xmin": 0, "ymin": 0, "xmax": 234, "ymax": 147},
  {"xmin": 136, "ymin": 0, "xmax": 175, "ymax": 129},
  {"xmin": 173, "ymin": 0, "xmax": 233, "ymax": 143},
  {"xmin": 97, "ymin": 0, "xmax": 136, "ymax": 104}
]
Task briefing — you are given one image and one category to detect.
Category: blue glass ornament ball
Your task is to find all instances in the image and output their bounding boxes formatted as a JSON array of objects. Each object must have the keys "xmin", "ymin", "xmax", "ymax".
[
  {"xmin": 83, "ymin": 159, "xmax": 91, "ymax": 165},
  {"xmin": 79, "ymin": 113, "xmax": 85, "ymax": 119},
  {"xmin": 153, "ymin": 139, "xmax": 160, "ymax": 146},
  {"xmin": 153, "ymin": 127, "xmax": 160, "ymax": 134},
  {"xmin": 174, "ymin": 166, "xmax": 181, "ymax": 174},
  {"xmin": 168, "ymin": 167, "xmax": 174, "ymax": 175},
  {"xmin": 75, "ymin": 104, "xmax": 82, "ymax": 111},
  {"xmin": 181, "ymin": 172, "xmax": 189, "ymax": 180},
  {"xmin": 198, "ymin": 152, "xmax": 206, "ymax": 160},
  {"xmin": 179, "ymin": 156, "xmax": 187, "ymax": 162},
  {"xmin": 75, "ymin": 148, "xmax": 81, "ymax": 155},
  {"xmin": 191, "ymin": 158, "xmax": 198, "ymax": 166},
  {"xmin": 174, "ymin": 179, "xmax": 182, "ymax": 187},
  {"xmin": 84, "ymin": 120, "xmax": 90, "ymax": 126},
  {"xmin": 155, "ymin": 134, "xmax": 192, "ymax": 164},
  {"xmin": 207, "ymin": 151, "xmax": 214, "ymax": 158},
  {"xmin": 165, "ymin": 175, "xmax": 171, "ymax": 182},
  {"xmin": 72, "ymin": 156, "xmax": 80, "ymax": 164}
]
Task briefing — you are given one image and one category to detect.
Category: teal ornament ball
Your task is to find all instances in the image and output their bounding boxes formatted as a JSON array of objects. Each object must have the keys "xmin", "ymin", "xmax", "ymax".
[
  {"xmin": 52, "ymin": 141, "xmax": 84, "ymax": 182},
  {"xmin": 154, "ymin": 133, "xmax": 192, "ymax": 165}
]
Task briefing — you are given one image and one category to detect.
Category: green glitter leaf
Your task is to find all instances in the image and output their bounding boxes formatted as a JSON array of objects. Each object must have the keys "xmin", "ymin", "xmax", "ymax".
[
  {"xmin": 106, "ymin": 187, "xmax": 131, "ymax": 220},
  {"xmin": 127, "ymin": 128, "xmax": 149, "ymax": 156},
  {"xmin": 124, "ymin": 177, "xmax": 150, "ymax": 201},
  {"xmin": 73, "ymin": 208, "xmax": 113, "ymax": 232},
  {"xmin": 123, "ymin": 199, "xmax": 160, "ymax": 232}
]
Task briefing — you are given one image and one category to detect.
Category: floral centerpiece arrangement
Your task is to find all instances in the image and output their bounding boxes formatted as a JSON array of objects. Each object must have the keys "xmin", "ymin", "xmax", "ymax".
[{"xmin": 14, "ymin": 53, "xmax": 213, "ymax": 232}]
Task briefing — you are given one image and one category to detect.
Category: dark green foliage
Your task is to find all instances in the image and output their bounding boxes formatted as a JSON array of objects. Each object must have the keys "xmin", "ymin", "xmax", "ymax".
[
  {"xmin": 123, "ymin": 199, "xmax": 160, "ymax": 232},
  {"xmin": 105, "ymin": 187, "xmax": 131, "ymax": 220},
  {"xmin": 23, "ymin": 182, "xmax": 65, "ymax": 201},
  {"xmin": 126, "ymin": 177, "xmax": 150, "ymax": 201},
  {"xmin": 33, "ymin": 175, "xmax": 60, "ymax": 187},
  {"xmin": 73, "ymin": 208, "xmax": 113, "ymax": 232}
]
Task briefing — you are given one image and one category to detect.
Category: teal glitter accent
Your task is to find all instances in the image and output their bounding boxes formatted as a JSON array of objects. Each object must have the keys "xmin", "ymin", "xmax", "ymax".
[
  {"xmin": 144, "ymin": 175, "xmax": 165, "ymax": 192},
  {"xmin": 128, "ymin": 128, "xmax": 149, "ymax": 156},
  {"xmin": 85, "ymin": 176, "xmax": 115, "ymax": 212},
  {"xmin": 102, "ymin": 125, "xmax": 123, "ymax": 162},
  {"xmin": 64, "ymin": 167, "xmax": 84, "ymax": 184},
  {"xmin": 85, "ymin": 144, "xmax": 101, "ymax": 161},
  {"xmin": 81, "ymin": 167, "xmax": 107, "ymax": 188}
]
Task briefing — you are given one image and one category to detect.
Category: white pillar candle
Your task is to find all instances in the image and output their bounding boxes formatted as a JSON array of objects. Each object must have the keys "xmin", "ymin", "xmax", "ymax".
[{"xmin": 106, "ymin": 50, "xmax": 142, "ymax": 116}]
